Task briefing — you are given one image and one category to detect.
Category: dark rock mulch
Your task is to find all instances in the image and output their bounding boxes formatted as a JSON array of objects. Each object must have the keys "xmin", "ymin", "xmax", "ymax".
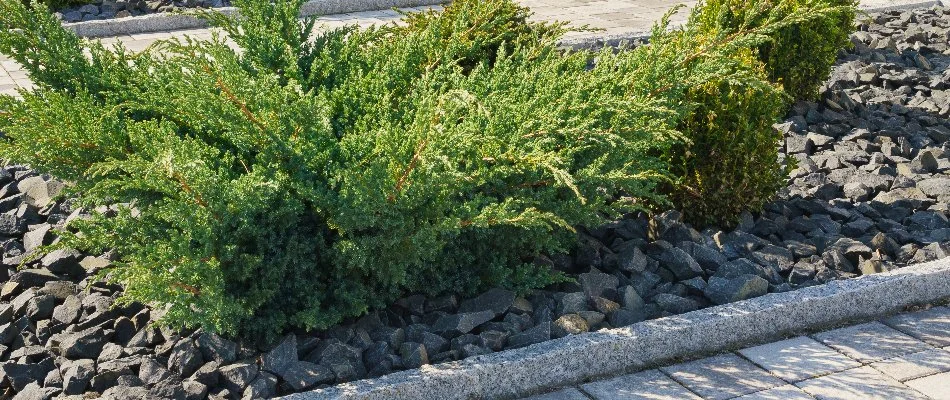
[
  {"xmin": 56, "ymin": 0, "xmax": 228, "ymax": 23},
  {"xmin": 0, "ymin": 6, "xmax": 949, "ymax": 400}
]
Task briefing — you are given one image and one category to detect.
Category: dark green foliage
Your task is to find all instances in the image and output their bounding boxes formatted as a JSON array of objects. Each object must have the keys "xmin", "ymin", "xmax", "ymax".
[
  {"xmin": 692, "ymin": 0, "xmax": 858, "ymax": 100},
  {"xmin": 0, "ymin": 0, "xmax": 854, "ymax": 341},
  {"xmin": 660, "ymin": 0, "xmax": 856, "ymax": 227},
  {"xmin": 0, "ymin": 0, "xmax": 680, "ymax": 342},
  {"xmin": 27, "ymin": 0, "xmax": 89, "ymax": 10},
  {"xmin": 672, "ymin": 48, "xmax": 789, "ymax": 228}
]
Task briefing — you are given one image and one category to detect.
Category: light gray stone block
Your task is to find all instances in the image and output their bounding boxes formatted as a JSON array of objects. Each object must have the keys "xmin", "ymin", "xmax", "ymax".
[
  {"xmin": 735, "ymin": 385, "xmax": 814, "ymax": 400},
  {"xmin": 660, "ymin": 354, "xmax": 784, "ymax": 400},
  {"xmin": 882, "ymin": 306, "xmax": 950, "ymax": 347},
  {"xmin": 580, "ymin": 369, "xmax": 700, "ymax": 400},
  {"xmin": 797, "ymin": 366, "xmax": 928, "ymax": 400},
  {"xmin": 522, "ymin": 387, "xmax": 589, "ymax": 400},
  {"xmin": 812, "ymin": 322, "xmax": 933, "ymax": 363},
  {"xmin": 739, "ymin": 336, "xmax": 859, "ymax": 382},
  {"xmin": 870, "ymin": 349, "xmax": 950, "ymax": 382},
  {"xmin": 905, "ymin": 371, "xmax": 950, "ymax": 399}
]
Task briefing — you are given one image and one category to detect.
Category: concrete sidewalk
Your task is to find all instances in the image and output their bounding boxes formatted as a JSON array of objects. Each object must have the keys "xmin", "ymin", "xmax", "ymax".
[
  {"xmin": 527, "ymin": 305, "xmax": 950, "ymax": 400},
  {"xmin": 1, "ymin": 0, "xmax": 941, "ymax": 96}
]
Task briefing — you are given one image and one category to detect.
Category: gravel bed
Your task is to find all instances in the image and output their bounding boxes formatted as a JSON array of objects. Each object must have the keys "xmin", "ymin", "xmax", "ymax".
[
  {"xmin": 1, "ymin": 6, "xmax": 949, "ymax": 400},
  {"xmin": 56, "ymin": 0, "xmax": 227, "ymax": 23}
]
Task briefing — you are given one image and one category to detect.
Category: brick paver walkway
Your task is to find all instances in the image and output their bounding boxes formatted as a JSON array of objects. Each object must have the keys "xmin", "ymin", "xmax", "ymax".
[
  {"xmin": 524, "ymin": 306, "xmax": 950, "ymax": 400},
  {"xmin": 0, "ymin": 0, "xmax": 924, "ymax": 96}
]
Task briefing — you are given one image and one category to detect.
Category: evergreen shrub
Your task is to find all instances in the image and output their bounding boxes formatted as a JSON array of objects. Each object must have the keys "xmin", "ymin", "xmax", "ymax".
[
  {"xmin": 0, "ymin": 0, "xmax": 681, "ymax": 341},
  {"xmin": 692, "ymin": 0, "xmax": 858, "ymax": 100},
  {"xmin": 0, "ymin": 0, "xmax": 854, "ymax": 341}
]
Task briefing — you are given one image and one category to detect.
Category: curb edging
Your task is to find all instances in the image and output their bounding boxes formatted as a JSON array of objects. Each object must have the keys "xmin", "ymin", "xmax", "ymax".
[
  {"xmin": 64, "ymin": 0, "xmax": 446, "ymax": 38},
  {"xmin": 284, "ymin": 258, "xmax": 950, "ymax": 400}
]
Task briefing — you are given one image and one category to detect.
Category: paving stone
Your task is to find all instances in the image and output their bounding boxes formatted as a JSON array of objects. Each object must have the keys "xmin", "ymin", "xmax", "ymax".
[
  {"xmin": 870, "ymin": 348, "xmax": 950, "ymax": 382},
  {"xmin": 882, "ymin": 306, "xmax": 950, "ymax": 347},
  {"xmin": 660, "ymin": 354, "xmax": 784, "ymax": 400},
  {"xmin": 738, "ymin": 336, "xmax": 860, "ymax": 382},
  {"xmin": 904, "ymin": 371, "xmax": 950, "ymax": 400},
  {"xmin": 812, "ymin": 322, "xmax": 932, "ymax": 363},
  {"xmin": 735, "ymin": 384, "xmax": 815, "ymax": 400},
  {"xmin": 522, "ymin": 387, "xmax": 590, "ymax": 400},
  {"xmin": 580, "ymin": 369, "xmax": 700, "ymax": 400},
  {"xmin": 797, "ymin": 366, "xmax": 928, "ymax": 400}
]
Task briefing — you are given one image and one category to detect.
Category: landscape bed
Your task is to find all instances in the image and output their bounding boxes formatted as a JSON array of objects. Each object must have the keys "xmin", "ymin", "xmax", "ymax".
[{"xmin": 0, "ymin": 1, "xmax": 946, "ymax": 400}]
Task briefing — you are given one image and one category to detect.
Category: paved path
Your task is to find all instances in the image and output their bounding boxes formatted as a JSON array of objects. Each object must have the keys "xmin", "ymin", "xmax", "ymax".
[
  {"xmin": 0, "ymin": 0, "xmax": 933, "ymax": 96},
  {"xmin": 524, "ymin": 305, "xmax": 950, "ymax": 400}
]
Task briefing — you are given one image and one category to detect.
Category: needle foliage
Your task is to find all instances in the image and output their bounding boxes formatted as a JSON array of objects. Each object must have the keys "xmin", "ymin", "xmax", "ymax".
[{"xmin": 0, "ymin": 0, "xmax": 855, "ymax": 341}]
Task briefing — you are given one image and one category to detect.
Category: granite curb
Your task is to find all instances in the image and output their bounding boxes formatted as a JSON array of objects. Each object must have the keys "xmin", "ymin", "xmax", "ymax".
[
  {"xmin": 283, "ymin": 258, "xmax": 950, "ymax": 400},
  {"xmin": 64, "ymin": 0, "xmax": 446, "ymax": 37}
]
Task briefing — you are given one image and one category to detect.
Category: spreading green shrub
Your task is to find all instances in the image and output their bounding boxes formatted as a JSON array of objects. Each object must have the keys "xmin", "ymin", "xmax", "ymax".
[
  {"xmin": 0, "ymin": 0, "xmax": 853, "ymax": 341},
  {"xmin": 691, "ymin": 0, "xmax": 857, "ymax": 100},
  {"xmin": 0, "ymin": 0, "xmax": 682, "ymax": 341}
]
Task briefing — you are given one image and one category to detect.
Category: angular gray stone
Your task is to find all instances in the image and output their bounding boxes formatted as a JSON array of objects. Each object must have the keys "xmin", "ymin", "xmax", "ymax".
[
  {"xmin": 183, "ymin": 379, "xmax": 208, "ymax": 400},
  {"xmin": 578, "ymin": 271, "xmax": 619, "ymax": 299},
  {"xmin": 262, "ymin": 334, "xmax": 297, "ymax": 376},
  {"xmin": 40, "ymin": 248, "xmax": 84, "ymax": 276},
  {"xmin": 399, "ymin": 342, "xmax": 429, "ymax": 369},
  {"xmin": 617, "ymin": 245, "xmax": 649, "ymax": 273},
  {"xmin": 432, "ymin": 311, "xmax": 494, "ymax": 335},
  {"xmin": 558, "ymin": 292, "xmax": 589, "ymax": 315},
  {"xmin": 218, "ymin": 362, "xmax": 258, "ymax": 396},
  {"xmin": 168, "ymin": 338, "xmax": 203, "ymax": 378},
  {"xmin": 653, "ymin": 293, "xmax": 699, "ymax": 314},
  {"xmin": 458, "ymin": 288, "xmax": 516, "ymax": 317},
  {"xmin": 138, "ymin": 356, "xmax": 174, "ymax": 386},
  {"xmin": 508, "ymin": 322, "xmax": 550, "ymax": 349},
  {"xmin": 61, "ymin": 358, "xmax": 96, "ymax": 395},
  {"xmin": 553, "ymin": 314, "xmax": 589, "ymax": 338},
  {"xmin": 658, "ymin": 248, "xmax": 703, "ymax": 280},
  {"xmin": 715, "ymin": 258, "xmax": 782, "ymax": 284},
  {"xmin": 196, "ymin": 332, "xmax": 237, "ymax": 364},
  {"xmin": 704, "ymin": 275, "xmax": 769, "ymax": 305},
  {"xmin": 55, "ymin": 327, "xmax": 110, "ymax": 359},
  {"xmin": 242, "ymin": 371, "xmax": 277, "ymax": 400},
  {"xmin": 281, "ymin": 361, "xmax": 333, "ymax": 391}
]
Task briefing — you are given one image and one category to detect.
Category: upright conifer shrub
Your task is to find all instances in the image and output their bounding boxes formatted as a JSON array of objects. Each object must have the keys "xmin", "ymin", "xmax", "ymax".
[{"xmin": 692, "ymin": 0, "xmax": 857, "ymax": 100}]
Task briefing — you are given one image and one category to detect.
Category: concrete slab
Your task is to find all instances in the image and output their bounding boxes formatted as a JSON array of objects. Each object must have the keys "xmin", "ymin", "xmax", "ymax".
[
  {"xmin": 660, "ymin": 354, "xmax": 785, "ymax": 400},
  {"xmin": 580, "ymin": 369, "xmax": 701, "ymax": 400},
  {"xmin": 871, "ymin": 348, "xmax": 950, "ymax": 382},
  {"xmin": 812, "ymin": 322, "xmax": 933, "ymax": 363},
  {"xmin": 905, "ymin": 371, "xmax": 950, "ymax": 400},
  {"xmin": 882, "ymin": 306, "xmax": 950, "ymax": 347},
  {"xmin": 738, "ymin": 336, "xmax": 860, "ymax": 382},
  {"xmin": 796, "ymin": 366, "xmax": 928, "ymax": 400},
  {"xmin": 522, "ymin": 388, "xmax": 590, "ymax": 400},
  {"xmin": 735, "ymin": 385, "xmax": 815, "ymax": 400}
]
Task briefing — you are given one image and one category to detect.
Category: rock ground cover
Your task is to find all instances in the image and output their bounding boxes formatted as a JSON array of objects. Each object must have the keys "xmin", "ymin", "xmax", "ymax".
[
  {"xmin": 50, "ymin": 0, "xmax": 427, "ymax": 24},
  {"xmin": 0, "ymin": 4, "xmax": 948, "ymax": 400},
  {"xmin": 56, "ymin": 0, "xmax": 226, "ymax": 23}
]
